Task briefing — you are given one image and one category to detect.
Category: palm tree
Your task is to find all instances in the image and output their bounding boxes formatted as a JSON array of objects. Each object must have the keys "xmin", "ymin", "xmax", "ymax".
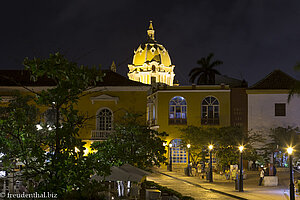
[
  {"xmin": 288, "ymin": 63, "xmax": 300, "ymax": 102},
  {"xmin": 189, "ymin": 53, "xmax": 223, "ymax": 85}
]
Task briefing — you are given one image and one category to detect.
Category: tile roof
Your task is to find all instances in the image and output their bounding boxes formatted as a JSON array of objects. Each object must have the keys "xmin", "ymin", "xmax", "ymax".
[
  {"xmin": 250, "ymin": 70, "xmax": 299, "ymax": 89},
  {"xmin": 215, "ymin": 74, "xmax": 248, "ymax": 88},
  {"xmin": 99, "ymin": 70, "xmax": 148, "ymax": 86},
  {"xmin": 0, "ymin": 69, "xmax": 148, "ymax": 87},
  {"xmin": 0, "ymin": 70, "xmax": 55, "ymax": 86}
]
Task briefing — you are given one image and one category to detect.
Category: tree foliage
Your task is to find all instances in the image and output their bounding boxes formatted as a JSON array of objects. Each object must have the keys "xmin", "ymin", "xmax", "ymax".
[
  {"xmin": 268, "ymin": 127, "xmax": 299, "ymax": 151},
  {"xmin": 91, "ymin": 113, "xmax": 168, "ymax": 171},
  {"xmin": 0, "ymin": 53, "xmax": 109, "ymax": 198},
  {"xmin": 189, "ymin": 53, "xmax": 223, "ymax": 85},
  {"xmin": 0, "ymin": 94, "xmax": 43, "ymax": 179},
  {"xmin": 180, "ymin": 126, "xmax": 253, "ymax": 170},
  {"xmin": 266, "ymin": 127, "xmax": 300, "ymax": 163},
  {"xmin": 288, "ymin": 63, "xmax": 300, "ymax": 102}
]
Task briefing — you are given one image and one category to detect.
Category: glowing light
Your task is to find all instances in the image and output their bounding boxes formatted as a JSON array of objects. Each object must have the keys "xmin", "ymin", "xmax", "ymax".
[
  {"xmin": 239, "ymin": 146, "xmax": 244, "ymax": 152},
  {"xmin": 0, "ymin": 171, "xmax": 6, "ymax": 177},
  {"xmin": 287, "ymin": 147, "xmax": 294, "ymax": 155},
  {"xmin": 83, "ymin": 148, "xmax": 89, "ymax": 156},
  {"xmin": 208, "ymin": 145, "xmax": 213, "ymax": 150},
  {"xmin": 46, "ymin": 125, "xmax": 53, "ymax": 131},
  {"xmin": 36, "ymin": 124, "xmax": 42, "ymax": 130},
  {"xmin": 187, "ymin": 144, "xmax": 191, "ymax": 148},
  {"xmin": 75, "ymin": 147, "xmax": 80, "ymax": 153},
  {"xmin": 169, "ymin": 143, "xmax": 173, "ymax": 147},
  {"xmin": 163, "ymin": 142, "xmax": 167, "ymax": 146}
]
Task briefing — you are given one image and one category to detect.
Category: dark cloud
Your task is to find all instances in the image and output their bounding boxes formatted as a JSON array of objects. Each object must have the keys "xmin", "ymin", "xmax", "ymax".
[{"xmin": 1, "ymin": 0, "xmax": 300, "ymax": 85}]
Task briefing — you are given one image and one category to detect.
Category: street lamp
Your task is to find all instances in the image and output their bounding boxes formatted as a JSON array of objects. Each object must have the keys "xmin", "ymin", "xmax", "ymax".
[
  {"xmin": 169, "ymin": 143, "xmax": 173, "ymax": 171},
  {"xmin": 287, "ymin": 147, "xmax": 295, "ymax": 200},
  {"xmin": 208, "ymin": 144, "xmax": 213, "ymax": 182},
  {"xmin": 187, "ymin": 144, "xmax": 191, "ymax": 176},
  {"xmin": 238, "ymin": 145, "xmax": 244, "ymax": 192}
]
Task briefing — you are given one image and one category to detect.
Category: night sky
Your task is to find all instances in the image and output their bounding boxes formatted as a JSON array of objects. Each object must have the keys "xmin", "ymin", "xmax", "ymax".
[{"xmin": 1, "ymin": 0, "xmax": 300, "ymax": 85}]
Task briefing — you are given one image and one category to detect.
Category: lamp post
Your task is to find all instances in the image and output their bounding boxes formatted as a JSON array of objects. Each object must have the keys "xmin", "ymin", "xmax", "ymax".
[
  {"xmin": 169, "ymin": 143, "xmax": 173, "ymax": 171},
  {"xmin": 238, "ymin": 145, "xmax": 244, "ymax": 192},
  {"xmin": 187, "ymin": 144, "xmax": 191, "ymax": 176},
  {"xmin": 287, "ymin": 147, "xmax": 295, "ymax": 200},
  {"xmin": 208, "ymin": 145, "xmax": 213, "ymax": 182}
]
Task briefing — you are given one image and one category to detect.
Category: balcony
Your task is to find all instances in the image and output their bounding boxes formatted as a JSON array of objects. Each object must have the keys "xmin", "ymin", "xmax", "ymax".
[
  {"xmin": 201, "ymin": 118, "xmax": 219, "ymax": 125},
  {"xmin": 91, "ymin": 130, "xmax": 112, "ymax": 140},
  {"xmin": 168, "ymin": 118, "xmax": 187, "ymax": 125}
]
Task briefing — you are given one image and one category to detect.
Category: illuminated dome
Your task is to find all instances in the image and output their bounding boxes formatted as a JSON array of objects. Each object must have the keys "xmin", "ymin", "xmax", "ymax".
[{"xmin": 128, "ymin": 21, "xmax": 175, "ymax": 86}]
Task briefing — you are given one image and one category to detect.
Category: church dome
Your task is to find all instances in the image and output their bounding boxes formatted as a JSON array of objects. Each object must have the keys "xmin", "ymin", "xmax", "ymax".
[
  {"xmin": 132, "ymin": 21, "xmax": 172, "ymax": 67},
  {"xmin": 128, "ymin": 21, "xmax": 175, "ymax": 86}
]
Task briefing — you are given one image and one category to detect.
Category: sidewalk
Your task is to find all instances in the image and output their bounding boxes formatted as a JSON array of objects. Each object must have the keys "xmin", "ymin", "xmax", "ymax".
[{"xmin": 148, "ymin": 168, "xmax": 300, "ymax": 200}]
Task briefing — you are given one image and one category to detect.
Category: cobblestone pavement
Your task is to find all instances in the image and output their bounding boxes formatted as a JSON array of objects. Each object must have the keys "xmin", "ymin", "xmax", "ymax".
[
  {"xmin": 147, "ymin": 172, "xmax": 235, "ymax": 200},
  {"xmin": 148, "ymin": 168, "xmax": 300, "ymax": 200}
]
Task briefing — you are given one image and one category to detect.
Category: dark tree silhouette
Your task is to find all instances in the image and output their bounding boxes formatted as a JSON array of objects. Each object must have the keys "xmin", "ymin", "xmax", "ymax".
[
  {"xmin": 288, "ymin": 63, "xmax": 300, "ymax": 102},
  {"xmin": 189, "ymin": 53, "xmax": 223, "ymax": 85}
]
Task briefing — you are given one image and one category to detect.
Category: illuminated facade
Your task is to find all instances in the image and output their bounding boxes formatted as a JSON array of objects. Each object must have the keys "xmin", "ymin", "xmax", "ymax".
[
  {"xmin": 147, "ymin": 85, "xmax": 231, "ymax": 170},
  {"xmin": 0, "ymin": 70, "xmax": 149, "ymax": 154},
  {"xmin": 128, "ymin": 21, "xmax": 175, "ymax": 86}
]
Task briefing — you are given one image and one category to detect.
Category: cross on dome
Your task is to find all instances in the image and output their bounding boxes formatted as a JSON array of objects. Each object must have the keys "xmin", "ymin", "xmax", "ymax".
[{"xmin": 147, "ymin": 20, "xmax": 155, "ymax": 41}]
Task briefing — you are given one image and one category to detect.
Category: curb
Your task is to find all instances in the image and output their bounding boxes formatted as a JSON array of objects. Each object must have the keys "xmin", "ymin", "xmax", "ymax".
[
  {"xmin": 158, "ymin": 171, "xmax": 248, "ymax": 200},
  {"xmin": 209, "ymin": 188, "xmax": 247, "ymax": 200},
  {"xmin": 283, "ymin": 191, "xmax": 300, "ymax": 200}
]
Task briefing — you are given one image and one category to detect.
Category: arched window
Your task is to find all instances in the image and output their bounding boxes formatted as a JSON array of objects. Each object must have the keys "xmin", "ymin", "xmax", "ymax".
[
  {"xmin": 201, "ymin": 96, "xmax": 219, "ymax": 125},
  {"xmin": 170, "ymin": 139, "xmax": 187, "ymax": 164},
  {"xmin": 169, "ymin": 96, "xmax": 187, "ymax": 125},
  {"xmin": 96, "ymin": 108, "xmax": 113, "ymax": 131}
]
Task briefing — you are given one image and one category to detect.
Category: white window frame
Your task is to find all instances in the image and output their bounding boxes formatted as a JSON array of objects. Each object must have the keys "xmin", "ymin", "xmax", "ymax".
[
  {"xmin": 169, "ymin": 96, "xmax": 187, "ymax": 125},
  {"xmin": 201, "ymin": 96, "xmax": 220, "ymax": 125},
  {"xmin": 96, "ymin": 107, "xmax": 113, "ymax": 131}
]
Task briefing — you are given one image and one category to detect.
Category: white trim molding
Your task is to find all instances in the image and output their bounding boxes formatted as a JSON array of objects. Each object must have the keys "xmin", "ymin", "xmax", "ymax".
[
  {"xmin": 88, "ymin": 86, "xmax": 150, "ymax": 92},
  {"xmin": 90, "ymin": 94, "xmax": 119, "ymax": 104}
]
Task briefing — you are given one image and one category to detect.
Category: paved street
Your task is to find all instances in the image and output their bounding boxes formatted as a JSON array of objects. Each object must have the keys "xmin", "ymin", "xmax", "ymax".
[
  {"xmin": 148, "ymin": 172, "xmax": 234, "ymax": 200},
  {"xmin": 147, "ymin": 168, "xmax": 300, "ymax": 200}
]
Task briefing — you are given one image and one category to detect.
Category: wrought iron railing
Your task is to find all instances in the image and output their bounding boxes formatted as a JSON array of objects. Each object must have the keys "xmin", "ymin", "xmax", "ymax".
[
  {"xmin": 168, "ymin": 118, "xmax": 187, "ymax": 125},
  {"xmin": 91, "ymin": 130, "xmax": 112, "ymax": 140},
  {"xmin": 201, "ymin": 118, "xmax": 219, "ymax": 125}
]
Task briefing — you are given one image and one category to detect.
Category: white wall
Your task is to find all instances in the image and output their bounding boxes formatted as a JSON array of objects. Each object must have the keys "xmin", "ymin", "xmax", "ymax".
[{"xmin": 248, "ymin": 93, "xmax": 300, "ymax": 131}]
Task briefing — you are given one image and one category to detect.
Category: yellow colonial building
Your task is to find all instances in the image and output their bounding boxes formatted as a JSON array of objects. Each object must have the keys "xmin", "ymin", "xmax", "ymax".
[
  {"xmin": 77, "ymin": 70, "xmax": 150, "ymax": 152},
  {"xmin": 126, "ymin": 21, "xmax": 232, "ymax": 170},
  {"xmin": 128, "ymin": 21, "xmax": 175, "ymax": 86},
  {"xmin": 0, "ymin": 69, "xmax": 150, "ymax": 154},
  {"xmin": 0, "ymin": 21, "xmax": 234, "ymax": 172},
  {"xmin": 147, "ymin": 85, "xmax": 231, "ymax": 170}
]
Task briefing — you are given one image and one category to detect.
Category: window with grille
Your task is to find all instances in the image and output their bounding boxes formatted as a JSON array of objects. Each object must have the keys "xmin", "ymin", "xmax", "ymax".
[
  {"xmin": 201, "ymin": 96, "xmax": 219, "ymax": 125},
  {"xmin": 97, "ymin": 108, "xmax": 113, "ymax": 131},
  {"xmin": 169, "ymin": 96, "xmax": 187, "ymax": 125}
]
